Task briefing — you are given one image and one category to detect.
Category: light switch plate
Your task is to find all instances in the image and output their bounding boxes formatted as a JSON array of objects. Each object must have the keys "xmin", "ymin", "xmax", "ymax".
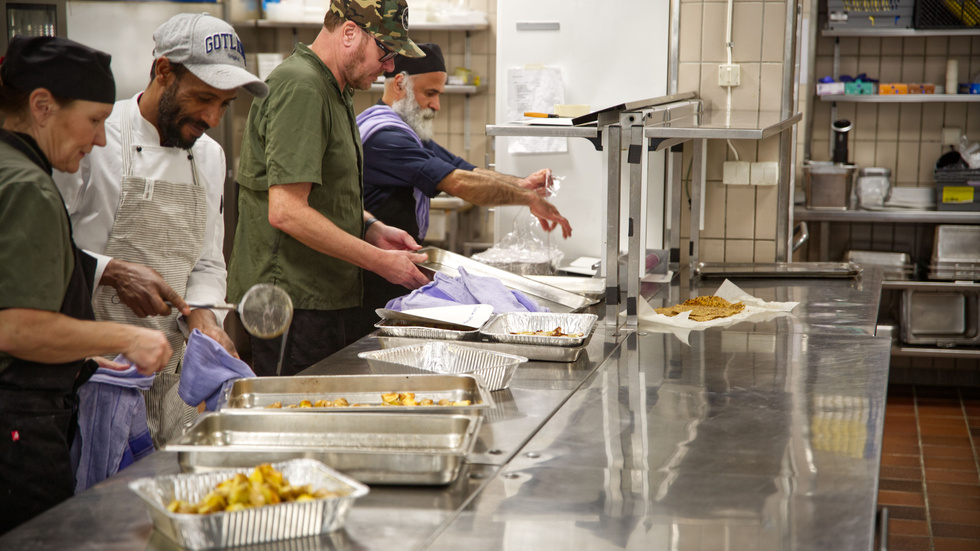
[{"xmin": 718, "ymin": 64, "xmax": 741, "ymax": 87}]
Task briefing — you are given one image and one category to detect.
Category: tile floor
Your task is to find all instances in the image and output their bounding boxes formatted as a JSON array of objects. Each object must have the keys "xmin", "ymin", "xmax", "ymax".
[{"xmin": 879, "ymin": 385, "xmax": 980, "ymax": 551}]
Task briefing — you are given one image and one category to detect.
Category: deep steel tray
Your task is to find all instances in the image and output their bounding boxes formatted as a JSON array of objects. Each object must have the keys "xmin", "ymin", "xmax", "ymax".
[
  {"xmin": 215, "ymin": 374, "xmax": 492, "ymax": 413},
  {"xmin": 165, "ymin": 413, "xmax": 481, "ymax": 486},
  {"xmin": 418, "ymin": 247, "xmax": 598, "ymax": 313},
  {"xmin": 376, "ymin": 335, "xmax": 589, "ymax": 363}
]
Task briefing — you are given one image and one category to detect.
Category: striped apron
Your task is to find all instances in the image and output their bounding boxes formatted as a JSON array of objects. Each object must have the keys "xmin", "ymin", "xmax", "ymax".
[{"xmin": 93, "ymin": 100, "xmax": 207, "ymax": 449}]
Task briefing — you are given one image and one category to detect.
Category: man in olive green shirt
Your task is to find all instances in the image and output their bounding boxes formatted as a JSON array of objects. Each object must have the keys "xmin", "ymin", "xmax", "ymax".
[{"xmin": 229, "ymin": 0, "xmax": 430, "ymax": 376}]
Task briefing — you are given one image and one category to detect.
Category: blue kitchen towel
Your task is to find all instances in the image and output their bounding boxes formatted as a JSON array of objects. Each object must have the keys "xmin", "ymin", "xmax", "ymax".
[
  {"xmin": 386, "ymin": 267, "xmax": 548, "ymax": 313},
  {"xmin": 71, "ymin": 361, "xmax": 156, "ymax": 493},
  {"xmin": 179, "ymin": 329, "xmax": 255, "ymax": 411}
]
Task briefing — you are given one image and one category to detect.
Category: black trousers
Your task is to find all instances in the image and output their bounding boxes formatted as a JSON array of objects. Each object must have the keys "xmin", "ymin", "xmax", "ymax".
[{"xmin": 249, "ymin": 307, "xmax": 359, "ymax": 377}]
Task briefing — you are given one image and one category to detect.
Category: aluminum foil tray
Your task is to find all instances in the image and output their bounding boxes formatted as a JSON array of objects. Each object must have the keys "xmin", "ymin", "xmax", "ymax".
[
  {"xmin": 129, "ymin": 458, "xmax": 368, "ymax": 550},
  {"xmin": 373, "ymin": 318, "xmax": 482, "ymax": 340},
  {"xmin": 165, "ymin": 413, "xmax": 482, "ymax": 486},
  {"xmin": 376, "ymin": 336, "xmax": 589, "ymax": 363},
  {"xmin": 359, "ymin": 341, "xmax": 527, "ymax": 391},
  {"xmin": 216, "ymin": 374, "xmax": 492, "ymax": 413},
  {"xmin": 480, "ymin": 312, "xmax": 598, "ymax": 347}
]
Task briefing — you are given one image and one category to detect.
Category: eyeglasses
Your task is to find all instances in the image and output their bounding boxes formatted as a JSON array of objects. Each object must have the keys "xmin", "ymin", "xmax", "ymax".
[{"xmin": 374, "ymin": 37, "xmax": 397, "ymax": 63}]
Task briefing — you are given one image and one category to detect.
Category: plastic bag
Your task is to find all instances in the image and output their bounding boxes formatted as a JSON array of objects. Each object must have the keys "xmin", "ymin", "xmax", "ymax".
[
  {"xmin": 471, "ymin": 173, "xmax": 565, "ymax": 275},
  {"xmin": 957, "ymin": 135, "xmax": 980, "ymax": 169}
]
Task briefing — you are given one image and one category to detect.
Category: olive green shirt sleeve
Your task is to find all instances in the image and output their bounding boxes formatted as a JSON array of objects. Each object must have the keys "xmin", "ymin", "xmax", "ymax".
[
  {"xmin": 0, "ymin": 174, "xmax": 73, "ymax": 312},
  {"xmin": 264, "ymin": 81, "xmax": 331, "ymax": 188}
]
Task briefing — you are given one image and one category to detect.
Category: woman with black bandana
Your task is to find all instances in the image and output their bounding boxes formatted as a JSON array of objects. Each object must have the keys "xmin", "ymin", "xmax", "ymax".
[{"xmin": 0, "ymin": 35, "xmax": 172, "ymax": 535}]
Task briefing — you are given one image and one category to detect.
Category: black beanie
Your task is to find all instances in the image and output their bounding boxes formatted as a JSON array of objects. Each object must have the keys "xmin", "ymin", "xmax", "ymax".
[
  {"xmin": 1, "ymin": 35, "xmax": 115, "ymax": 104},
  {"xmin": 384, "ymin": 42, "xmax": 445, "ymax": 78}
]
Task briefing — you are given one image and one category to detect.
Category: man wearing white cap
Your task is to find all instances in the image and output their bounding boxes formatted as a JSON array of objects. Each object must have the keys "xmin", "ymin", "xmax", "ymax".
[{"xmin": 53, "ymin": 13, "xmax": 269, "ymax": 448}]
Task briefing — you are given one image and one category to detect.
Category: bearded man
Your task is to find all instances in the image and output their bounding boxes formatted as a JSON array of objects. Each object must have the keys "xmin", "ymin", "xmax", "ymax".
[
  {"xmin": 347, "ymin": 42, "xmax": 574, "ymax": 342},
  {"xmin": 53, "ymin": 13, "xmax": 268, "ymax": 447}
]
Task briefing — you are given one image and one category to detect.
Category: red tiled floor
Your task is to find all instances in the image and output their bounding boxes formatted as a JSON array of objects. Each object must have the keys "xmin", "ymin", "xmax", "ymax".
[{"xmin": 881, "ymin": 385, "xmax": 980, "ymax": 551}]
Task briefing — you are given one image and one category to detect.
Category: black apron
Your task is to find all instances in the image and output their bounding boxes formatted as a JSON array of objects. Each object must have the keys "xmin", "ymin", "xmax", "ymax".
[{"xmin": 0, "ymin": 130, "xmax": 98, "ymax": 535}]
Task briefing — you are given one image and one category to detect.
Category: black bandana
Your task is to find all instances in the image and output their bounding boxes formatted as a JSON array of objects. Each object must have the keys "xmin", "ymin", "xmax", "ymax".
[
  {"xmin": 1, "ymin": 36, "xmax": 115, "ymax": 104},
  {"xmin": 384, "ymin": 42, "xmax": 445, "ymax": 78}
]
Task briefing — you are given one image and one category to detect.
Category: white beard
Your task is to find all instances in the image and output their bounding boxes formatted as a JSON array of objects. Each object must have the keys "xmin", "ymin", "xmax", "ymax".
[{"xmin": 392, "ymin": 90, "xmax": 436, "ymax": 142}]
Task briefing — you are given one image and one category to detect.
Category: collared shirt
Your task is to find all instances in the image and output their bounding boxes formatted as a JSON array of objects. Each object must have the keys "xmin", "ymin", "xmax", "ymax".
[
  {"xmin": 0, "ymin": 132, "xmax": 74, "ymax": 369},
  {"xmin": 360, "ymin": 102, "xmax": 475, "ymax": 238},
  {"xmin": 230, "ymin": 43, "xmax": 364, "ymax": 310},
  {"xmin": 52, "ymin": 93, "xmax": 228, "ymax": 310}
]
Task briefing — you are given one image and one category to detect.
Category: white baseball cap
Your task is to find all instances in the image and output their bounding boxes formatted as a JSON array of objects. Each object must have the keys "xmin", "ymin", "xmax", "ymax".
[{"xmin": 152, "ymin": 13, "xmax": 269, "ymax": 98}]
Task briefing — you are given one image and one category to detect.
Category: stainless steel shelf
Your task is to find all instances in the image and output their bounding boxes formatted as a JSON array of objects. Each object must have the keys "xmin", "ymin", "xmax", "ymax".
[
  {"xmin": 820, "ymin": 94, "xmax": 980, "ymax": 103},
  {"xmin": 242, "ymin": 19, "xmax": 488, "ymax": 31},
  {"xmin": 485, "ymin": 124, "xmax": 600, "ymax": 139},
  {"xmin": 882, "ymin": 280, "xmax": 980, "ymax": 291},
  {"xmin": 795, "ymin": 207, "xmax": 980, "ymax": 224},
  {"xmin": 642, "ymin": 110, "xmax": 802, "ymax": 140},
  {"xmin": 891, "ymin": 344, "xmax": 980, "ymax": 359},
  {"xmin": 822, "ymin": 27, "xmax": 980, "ymax": 37},
  {"xmin": 369, "ymin": 83, "xmax": 484, "ymax": 94}
]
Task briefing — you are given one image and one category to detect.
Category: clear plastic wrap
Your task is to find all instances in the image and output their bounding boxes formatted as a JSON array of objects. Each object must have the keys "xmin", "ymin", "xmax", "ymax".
[{"xmin": 471, "ymin": 173, "xmax": 565, "ymax": 275}]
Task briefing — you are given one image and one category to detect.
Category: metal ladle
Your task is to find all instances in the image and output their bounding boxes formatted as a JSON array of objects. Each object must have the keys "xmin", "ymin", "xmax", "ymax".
[{"xmin": 186, "ymin": 283, "xmax": 293, "ymax": 339}]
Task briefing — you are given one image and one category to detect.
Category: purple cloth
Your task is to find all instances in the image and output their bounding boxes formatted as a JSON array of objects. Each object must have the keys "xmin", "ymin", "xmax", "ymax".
[
  {"xmin": 385, "ymin": 267, "xmax": 548, "ymax": 313},
  {"xmin": 71, "ymin": 361, "xmax": 155, "ymax": 492},
  {"xmin": 357, "ymin": 104, "xmax": 429, "ymax": 239},
  {"xmin": 179, "ymin": 329, "xmax": 255, "ymax": 411}
]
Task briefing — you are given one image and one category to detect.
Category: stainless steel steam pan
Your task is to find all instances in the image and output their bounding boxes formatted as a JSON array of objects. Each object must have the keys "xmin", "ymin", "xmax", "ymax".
[
  {"xmin": 695, "ymin": 262, "xmax": 862, "ymax": 278},
  {"xmin": 373, "ymin": 318, "xmax": 483, "ymax": 340},
  {"xmin": 480, "ymin": 312, "xmax": 598, "ymax": 347},
  {"xmin": 417, "ymin": 247, "xmax": 598, "ymax": 313},
  {"xmin": 215, "ymin": 374, "xmax": 492, "ymax": 413},
  {"xmin": 376, "ymin": 336, "xmax": 590, "ymax": 363},
  {"xmin": 165, "ymin": 413, "xmax": 481, "ymax": 486},
  {"xmin": 129, "ymin": 458, "xmax": 368, "ymax": 549},
  {"xmin": 359, "ymin": 341, "xmax": 527, "ymax": 391}
]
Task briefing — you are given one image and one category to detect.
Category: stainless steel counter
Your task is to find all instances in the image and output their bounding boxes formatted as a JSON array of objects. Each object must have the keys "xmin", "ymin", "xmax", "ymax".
[{"xmin": 0, "ymin": 277, "xmax": 890, "ymax": 551}]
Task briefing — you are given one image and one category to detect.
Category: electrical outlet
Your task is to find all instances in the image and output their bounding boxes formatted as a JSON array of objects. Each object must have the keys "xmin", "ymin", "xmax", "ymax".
[
  {"xmin": 718, "ymin": 64, "xmax": 740, "ymax": 87},
  {"xmin": 750, "ymin": 162, "xmax": 779, "ymax": 186},
  {"xmin": 723, "ymin": 161, "xmax": 751, "ymax": 185},
  {"xmin": 943, "ymin": 127, "xmax": 962, "ymax": 146}
]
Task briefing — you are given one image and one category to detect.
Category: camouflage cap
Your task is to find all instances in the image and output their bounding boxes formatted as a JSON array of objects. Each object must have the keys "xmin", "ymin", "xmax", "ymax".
[{"xmin": 330, "ymin": 0, "xmax": 424, "ymax": 59}]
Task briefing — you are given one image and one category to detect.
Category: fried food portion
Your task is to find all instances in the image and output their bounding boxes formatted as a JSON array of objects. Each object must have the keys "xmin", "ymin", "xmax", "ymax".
[
  {"xmin": 165, "ymin": 463, "xmax": 346, "ymax": 515},
  {"xmin": 654, "ymin": 295, "xmax": 745, "ymax": 322},
  {"xmin": 263, "ymin": 393, "xmax": 471, "ymax": 408},
  {"xmin": 511, "ymin": 326, "xmax": 583, "ymax": 338}
]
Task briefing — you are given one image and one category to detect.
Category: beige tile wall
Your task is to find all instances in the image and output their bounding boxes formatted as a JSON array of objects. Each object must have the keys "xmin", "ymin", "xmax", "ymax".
[{"xmin": 676, "ymin": 0, "xmax": 792, "ymax": 264}]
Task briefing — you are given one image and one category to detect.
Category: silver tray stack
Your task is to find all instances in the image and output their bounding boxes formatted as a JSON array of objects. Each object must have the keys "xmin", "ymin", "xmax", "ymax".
[
  {"xmin": 929, "ymin": 225, "xmax": 980, "ymax": 280},
  {"xmin": 359, "ymin": 342, "xmax": 527, "ymax": 391},
  {"xmin": 373, "ymin": 318, "xmax": 482, "ymax": 340},
  {"xmin": 166, "ymin": 412, "xmax": 482, "ymax": 485},
  {"xmin": 129, "ymin": 458, "xmax": 368, "ymax": 549},
  {"xmin": 843, "ymin": 250, "xmax": 915, "ymax": 281}
]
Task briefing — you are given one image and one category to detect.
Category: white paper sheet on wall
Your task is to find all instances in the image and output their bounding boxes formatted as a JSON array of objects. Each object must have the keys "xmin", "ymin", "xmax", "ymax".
[{"xmin": 506, "ymin": 67, "xmax": 567, "ymax": 154}]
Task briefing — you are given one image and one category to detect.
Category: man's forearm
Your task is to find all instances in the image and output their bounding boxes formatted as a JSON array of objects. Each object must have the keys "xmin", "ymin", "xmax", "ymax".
[
  {"xmin": 473, "ymin": 167, "xmax": 524, "ymax": 187},
  {"xmin": 437, "ymin": 169, "xmax": 534, "ymax": 207}
]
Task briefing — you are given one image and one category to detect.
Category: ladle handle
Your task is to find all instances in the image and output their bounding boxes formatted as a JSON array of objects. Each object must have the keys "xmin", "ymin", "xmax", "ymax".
[{"xmin": 168, "ymin": 301, "xmax": 237, "ymax": 310}]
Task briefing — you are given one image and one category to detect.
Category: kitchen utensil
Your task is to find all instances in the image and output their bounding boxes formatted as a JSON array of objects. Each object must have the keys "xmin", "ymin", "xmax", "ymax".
[
  {"xmin": 832, "ymin": 119, "xmax": 852, "ymax": 163},
  {"xmin": 184, "ymin": 283, "xmax": 293, "ymax": 339},
  {"xmin": 804, "ymin": 161, "xmax": 857, "ymax": 210}
]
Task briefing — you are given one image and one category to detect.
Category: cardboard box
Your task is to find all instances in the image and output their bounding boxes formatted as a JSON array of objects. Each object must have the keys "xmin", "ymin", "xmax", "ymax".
[
  {"xmin": 879, "ymin": 83, "xmax": 909, "ymax": 94},
  {"xmin": 907, "ymin": 83, "xmax": 936, "ymax": 94},
  {"xmin": 816, "ymin": 82, "xmax": 846, "ymax": 95},
  {"xmin": 845, "ymin": 81, "xmax": 875, "ymax": 95},
  {"xmin": 937, "ymin": 181, "xmax": 980, "ymax": 211}
]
